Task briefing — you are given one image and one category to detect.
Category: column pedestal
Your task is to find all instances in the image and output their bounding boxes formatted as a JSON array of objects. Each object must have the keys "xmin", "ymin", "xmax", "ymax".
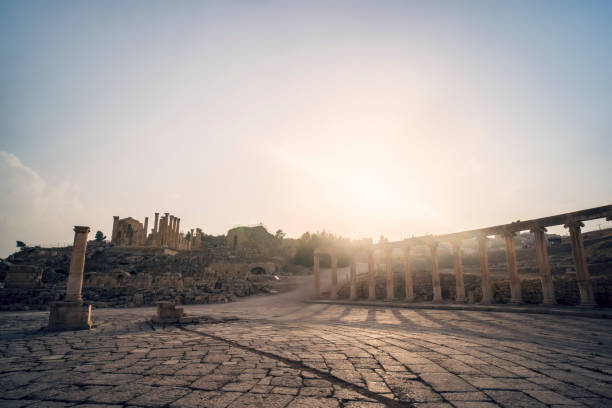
[{"xmin": 48, "ymin": 301, "xmax": 92, "ymax": 331}]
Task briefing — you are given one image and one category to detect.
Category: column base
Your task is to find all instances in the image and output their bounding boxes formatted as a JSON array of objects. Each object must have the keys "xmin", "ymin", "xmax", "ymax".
[
  {"xmin": 454, "ymin": 297, "xmax": 467, "ymax": 303},
  {"xmin": 509, "ymin": 299, "xmax": 522, "ymax": 305},
  {"xmin": 47, "ymin": 301, "xmax": 92, "ymax": 331},
  {"xmin": 578, "ymin": 302, "xmax": 597, "ymax": 308},
  {"xmin": 541, "ymin": 300, "xmax": 557, "ymax": 306}
]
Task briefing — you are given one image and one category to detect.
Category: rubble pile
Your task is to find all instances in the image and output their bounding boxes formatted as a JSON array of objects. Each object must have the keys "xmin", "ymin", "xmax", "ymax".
[{"xmin": 0, "ymin": 242, "xmax": 284, "ymax": 311}]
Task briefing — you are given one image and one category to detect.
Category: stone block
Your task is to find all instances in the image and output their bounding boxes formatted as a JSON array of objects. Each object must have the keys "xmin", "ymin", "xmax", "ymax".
[
  {"xmin": 47, "ymin": 301, "xmax": 92, "ymax": 331},
  {"xmin": 152, "ymin": 301, "xmax": 185, "ymax": 324}
]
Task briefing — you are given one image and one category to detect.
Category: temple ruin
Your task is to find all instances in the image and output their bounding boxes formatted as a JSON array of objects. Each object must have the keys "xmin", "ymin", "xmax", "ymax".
[
  {"xmin": 314, "ymin": 204, "xmax": 612, "ymax": 307},
  {"xmin": 111, "ymin": 212, "xmax": 202, "ymax": 250}
]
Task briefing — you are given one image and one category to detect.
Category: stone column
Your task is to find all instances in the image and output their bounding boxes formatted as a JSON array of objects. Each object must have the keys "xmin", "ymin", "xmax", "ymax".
[
  {"xmin": 190, "ymin": 228, "xmax": 195, "ymax": 250},
  {"xmin": 349, "ymin": 255, "xmax": 357, "ymax": 300},
  {"xmin": 477, "ymin": 235, "xmax": 493, "ymax": 304},
  {"xmin": 111, "ymin": 216, "xmax": 119, "ymax": 244},
  {"xmin": 163, "ymin": 213, "xmax": 170, "ymax": 246},
  {"xmin": 531, "ymin": 226, "xmax": 556, "ymax": 305},
  {"xmin": 176, "ymin": 218, "xmax": 181, "ymax": 249},
  {"xmin": 169, "ymin": 216, "xmax": 175, "ymax": 248},
  {"xmin": 565, "ymin": 220, "xmax": 596, "ymax": 306},
  {"xmin": 143, "ymin": 217, "xmax": 149, "ymax": 246},
  {"xmin": 313, "ymin": 250, "xmax": 321, "ymax": 297},
  {"xmin": 450, "ymin": 241, "xmax": 466, "ymax": 303},
  {"xmin": 385, "ymin": 248, "xmax": 394, "ymax": 301},
  {"xmin": 404, "ymin": 246, "xmax": 414, "ymax": 302},
  {"xmin": 153, "ymin": 213, "xmax": 160, "ymax": 247},
  {"xmin": 330, "ymin": 250, "xmax": 338, "ymax": 299},
  {"xmin": 503, "ymin": 231, "xmax": 522, "ymax": 304},
  {"xmin": 368, "ymin": 249, "xmax": 376, "ymax": 300},
  {"xmin": 48, "ymin": 226, "xmax": 93, "ymax": 331},
  {"xmin": 428, "ymin": 241, "xmax": 442, "ymax": 302},
  {"xmin": 66, "ymin": 226, "xmax": 90, "ymax": 301}
]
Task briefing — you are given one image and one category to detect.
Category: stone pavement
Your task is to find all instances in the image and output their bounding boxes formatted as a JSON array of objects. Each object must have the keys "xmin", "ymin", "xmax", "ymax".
[{"xmin": 1, "ymin": 291, "xmax": 612, "ymax": 407}]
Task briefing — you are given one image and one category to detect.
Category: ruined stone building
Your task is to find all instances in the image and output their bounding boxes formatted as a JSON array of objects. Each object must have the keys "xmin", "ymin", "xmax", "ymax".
[{"xmin": 111, "ymin": 212, "xmax": 201, "ymax": 250}]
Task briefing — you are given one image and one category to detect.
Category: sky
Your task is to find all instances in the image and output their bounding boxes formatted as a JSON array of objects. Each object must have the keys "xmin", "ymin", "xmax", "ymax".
[{"xmin": 1, "ymin": 1, "xmax": 612, "ymax": 257}]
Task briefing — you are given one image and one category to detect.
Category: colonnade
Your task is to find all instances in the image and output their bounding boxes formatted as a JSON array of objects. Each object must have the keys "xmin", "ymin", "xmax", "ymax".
[{"xmin": 313, "ymin": 205, "xmax": 612, "ymax": 307}]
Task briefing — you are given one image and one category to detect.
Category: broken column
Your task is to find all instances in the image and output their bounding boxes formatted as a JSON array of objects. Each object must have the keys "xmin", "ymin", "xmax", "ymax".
[
  {"xmin": 450, "ymin": 240, "xmax": 466, "ymax": 303},
  {"xmin": 531, "ymin": 226, "xmax": 556, "ymax": 305},
  {"xmin": 152, "ymin": 301, "xmax": 185, "ymax": 324},
  {"xmin": 48, "ymin": 226, "xmax": 92, "ymax": 331},
  {"xmin": 111, "ymin": 216, "xmax": 119, "ymax": 244},
  {"xmin": 404, "ymin": 246, "xmax": 414, "ymax": 302},
  {"xmin": 565, "ymin": 220, "xmax": 596, "ymax": 307},
  {"xmin": 385, "ymin": 247, "xmax": 394, "ymax": 301},
  {"xmin": 503, "ymin": 231, "xmax": 522, "ymax": 304}
]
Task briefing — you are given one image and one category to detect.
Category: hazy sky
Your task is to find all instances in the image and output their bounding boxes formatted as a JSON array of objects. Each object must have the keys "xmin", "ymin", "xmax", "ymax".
[{"xmin": 1, "ymin": 1, "xmax": 611, "ymax": 257}]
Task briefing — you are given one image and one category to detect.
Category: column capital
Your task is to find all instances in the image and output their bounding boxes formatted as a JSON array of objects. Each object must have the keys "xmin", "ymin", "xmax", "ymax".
[
  {"xmin": 500, "ymin": 228, "xmax": 516, "ymax": 238},
  {"xmin": 530, "ymin": 225, "xmax": 547, "ymax": 234},
  {"xmin": 564, "ymin": 219, "xmax": 584, "ymax": 229},
  {"xmin": 426, "ymin": 240, "xmax": 439, "ymax": 249},
  {"xmin": 113, "ymin": 216, "xmax": 119, "ymax": 220},
  {"xmin": 476, "ymin": 233, "xmax": 489, "ymax": 242},
  {"xmin": 447, "ymin": 238, "xmax": 462, "ymax": 249},
  {"xmin": 74, "ymin": 226, "xmax": 90, "ymax": 234}
]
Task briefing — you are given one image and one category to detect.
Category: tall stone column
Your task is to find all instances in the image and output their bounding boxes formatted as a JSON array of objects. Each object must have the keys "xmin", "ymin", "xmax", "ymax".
[
  {"xmin": 450, "ymin": 241, "xmax": 466, "ymax": 303},
  {"xmin": 503, "ymin": 231, "xmax": 522, "ymax": 304},
  {"xmin": 163, "ymin": 213, "xmax": 170, "ymax": 246},
  {"xmin": 169, "ymin": 216, "xmax": 175, "ymax": 248},
  {"xmin": 531, "ymin": 226, "xmax": 556, "ymax": 305},
  {"xmin": 349, "ymin": 255, "xmax": 357, "ymax": 300},
  {"xmin": 477, "ymin": 235, "xmax": 493, "ymax": 304},
  {"xmin": 385, "ymin": 248, "xmax": 394, "ymax": 301},
  {"xmin": 48, "ymin": 226, "xmax": 92, "ymax": 330},
  {"xmin": 313, "ymin": 250, "xmax": 321, "ymax": 297},
  {"xmin": 368, "ymin": 249, "xmax": 376, "ymax": 300},
  {"xmin": 153, "ymin": 213, "xmax": 160, "ymax": 247},
  {"xmin": 143, "ymin": 217, "xmax": 149, "ymax": 246},
  {"xmin": 111, "ymin": 216, "xmax": 119, "ymax": 244},
  {"xmin": 66, "ymin": 226, "xmax": 90, "ymax": 301},
  {"xmin": 428, "ymin": 241, "xmax": 442, "ymax": 302},
  {"xmin": 190, "ymin": 228, "xmax": 195, "ymax": 250},
  {"xmin": 176, "ymin": 218, "xmax": 181, "ymax": 249},
  {"xmin": 565, "ymin": 220, "xmax": 596, "ymax": 306},
  {"xmin": 330, "ymin": 251, "xmax": 338, "ymax": 299},
  {"xmin": 404, "ymin": 246, "xmax": 414, "ymax": 302}
]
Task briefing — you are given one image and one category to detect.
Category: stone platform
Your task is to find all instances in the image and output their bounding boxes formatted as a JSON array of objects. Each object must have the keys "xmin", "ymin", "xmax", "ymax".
[{"xmin": 1, "ymin": 289, "xmax": 612, "ymax": 407}]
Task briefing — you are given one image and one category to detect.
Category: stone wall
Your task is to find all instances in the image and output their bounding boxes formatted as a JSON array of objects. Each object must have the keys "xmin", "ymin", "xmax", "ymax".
[{"xmin": 0, "ymin": 242, "xmax": 284, "ymax": 311}]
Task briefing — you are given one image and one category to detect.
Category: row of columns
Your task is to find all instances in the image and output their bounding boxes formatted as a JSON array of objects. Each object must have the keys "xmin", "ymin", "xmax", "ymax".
[{"xmin": 313, "ymin": 220, "xmax": 597, "ymax": 306}]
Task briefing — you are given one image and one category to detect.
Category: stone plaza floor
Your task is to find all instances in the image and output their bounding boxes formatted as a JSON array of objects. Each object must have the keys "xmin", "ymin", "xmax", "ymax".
[{"xmin": 1, "ymin": 287, "xmax": 612, "ymax": 408}]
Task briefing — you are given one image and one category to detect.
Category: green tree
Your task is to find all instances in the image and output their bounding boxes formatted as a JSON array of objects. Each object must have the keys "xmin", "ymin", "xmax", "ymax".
[
  {"xmin": 94, "ymin": 231, "xmax": 106, "ymax": 242},
  {"xmin": 275, "ymin": 229, "xmax": 286, "ymax": 240}
]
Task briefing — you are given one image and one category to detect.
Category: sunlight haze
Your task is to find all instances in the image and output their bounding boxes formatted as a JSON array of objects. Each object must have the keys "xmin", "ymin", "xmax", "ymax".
[{"xmin": 1, "ymin": 1, "xmax": 611, "ymax": 257}]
